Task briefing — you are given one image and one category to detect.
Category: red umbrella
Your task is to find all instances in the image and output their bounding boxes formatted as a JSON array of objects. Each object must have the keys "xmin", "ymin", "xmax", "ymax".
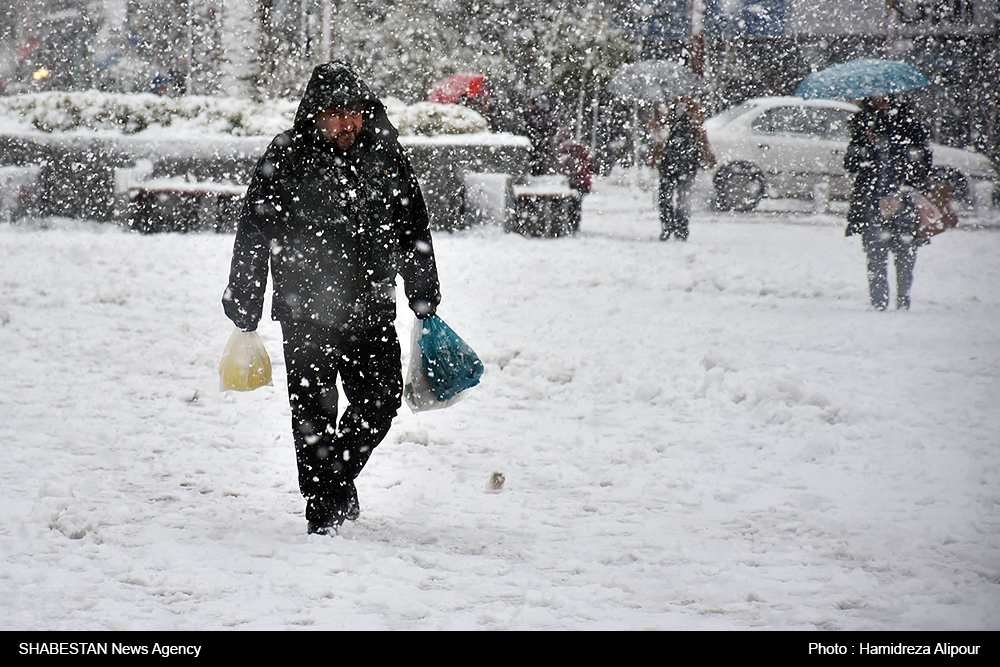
[{"xmin": 429, "ymin": 73, "xmax": 489, "ymax": 104}]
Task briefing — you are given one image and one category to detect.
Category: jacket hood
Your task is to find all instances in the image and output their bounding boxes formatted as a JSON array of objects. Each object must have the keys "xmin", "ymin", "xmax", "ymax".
[{"xmin": 294, "ymin": 60, "xmax": 381, "ymax": 130}]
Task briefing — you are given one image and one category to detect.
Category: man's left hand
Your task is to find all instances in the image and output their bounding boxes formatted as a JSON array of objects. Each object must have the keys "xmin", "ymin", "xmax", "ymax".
[{"xmin": 411, "ymin": 299, "xmax": 437, "ymax": 319}]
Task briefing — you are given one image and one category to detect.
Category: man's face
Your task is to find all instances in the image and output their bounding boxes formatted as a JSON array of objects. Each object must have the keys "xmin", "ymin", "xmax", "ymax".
[{"xmin": 316, "ymin": 105, "xmax": 365, "ymax": 150}]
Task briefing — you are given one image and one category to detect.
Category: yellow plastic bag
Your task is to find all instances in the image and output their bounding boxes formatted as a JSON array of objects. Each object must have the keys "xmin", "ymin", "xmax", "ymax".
[{"xmin": 219, "ymin": 328, "xmax": 273, "ymax": 392}]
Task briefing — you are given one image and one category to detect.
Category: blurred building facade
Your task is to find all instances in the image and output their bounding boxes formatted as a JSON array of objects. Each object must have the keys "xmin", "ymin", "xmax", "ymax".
[
  {"xmin": 1, "ymin": 1, "xmax": 997, "ymax": 160},
  {"xmin": 0, "ymin": 0, "xmax": 324, "ymax": 98}
]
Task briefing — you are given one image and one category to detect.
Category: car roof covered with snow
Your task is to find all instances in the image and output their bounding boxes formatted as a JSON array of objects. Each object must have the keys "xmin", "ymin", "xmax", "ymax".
[{"xmin": 705, "ymin": 96, "xmax": 859, "ymax": 133}]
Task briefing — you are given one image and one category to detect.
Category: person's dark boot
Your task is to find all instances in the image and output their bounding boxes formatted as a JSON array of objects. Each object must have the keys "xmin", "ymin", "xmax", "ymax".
[
  {"xmin": 306, "ymin": 497, "xmax": 343, "ymax": 535},
  {"xmin": 343, "ymin": 481, "xmax": 360, "ymax": 521},
  {"xmin": 305, "ymin": 481, "xmax": 361, "ymax": 534}
]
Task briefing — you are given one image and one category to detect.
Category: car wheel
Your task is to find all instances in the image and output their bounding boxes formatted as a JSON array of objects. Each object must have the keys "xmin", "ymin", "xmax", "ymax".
[
  {"xmin": 930, "ymin": 166, "xmax": 969, "ymax": 202},
  {"xmin": 713, "ymin": 161, "xmax": 765, "ymax": 212}
]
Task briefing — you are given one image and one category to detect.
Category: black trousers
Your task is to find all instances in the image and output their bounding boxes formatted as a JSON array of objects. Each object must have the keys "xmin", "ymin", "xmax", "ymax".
[
  {"xmin": 658, "ymin": 170, "xmax": 695, "ymax": 241},
  {"xmin": 280, "ymin": 320, "xmax": 402, "ymax": 521},
  {"xmin": 862, "ymin": 226, "xmax": 918, "ymax": 311}
]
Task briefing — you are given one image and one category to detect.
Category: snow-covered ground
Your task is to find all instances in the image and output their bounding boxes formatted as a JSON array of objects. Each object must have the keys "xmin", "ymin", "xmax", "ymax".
[{"xmin": 1, "ymin": 175, "xmax": 998, "ymax": 631}]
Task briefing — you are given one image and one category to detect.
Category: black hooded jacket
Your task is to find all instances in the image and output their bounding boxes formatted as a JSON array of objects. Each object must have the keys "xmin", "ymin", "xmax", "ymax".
[
  {"xmin": 844, "ymin": 98, "xmax": 931, "ymax": 236},
  {"xmin": 223, "ymin": 61, "xmax": 440, "ymax": 332}
]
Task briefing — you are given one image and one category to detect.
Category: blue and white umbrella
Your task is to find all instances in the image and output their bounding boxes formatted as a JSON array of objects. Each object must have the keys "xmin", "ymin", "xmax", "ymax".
[{"xmin": 795, "ymin": 59, "xmax": 930, "ymax": 100}]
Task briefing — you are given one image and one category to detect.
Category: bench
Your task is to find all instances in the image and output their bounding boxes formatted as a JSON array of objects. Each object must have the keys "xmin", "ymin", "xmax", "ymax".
[
  {"xmin": 123, "ymin": 178, "xmax": 247, "ymax": 233},
  {"xmin": 509, "ymin": 176, "xmax": 581, "ymax": 238}
]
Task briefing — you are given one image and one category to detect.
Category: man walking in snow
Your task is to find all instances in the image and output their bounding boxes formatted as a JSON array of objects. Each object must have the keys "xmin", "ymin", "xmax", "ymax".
[{"xmin": 223, "ymin": 61, "xmax": 441, "ymax": 535}]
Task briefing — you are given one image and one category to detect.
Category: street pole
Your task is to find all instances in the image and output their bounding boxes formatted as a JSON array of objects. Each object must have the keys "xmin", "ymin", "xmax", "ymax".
[
  {"xmin": 321, "ymin": 1, "xmax": 333, "ymax": 62},
  {"xmin": 186, "ymin": 0, "xmax": 194, "ymax": 95},
  {"xmin": 690, "ymin": 0, "xmax": 705, "ymax": 77},
  {"xmin": 884, "ymin": 0, "xmax": 896, "ymax": 58}
]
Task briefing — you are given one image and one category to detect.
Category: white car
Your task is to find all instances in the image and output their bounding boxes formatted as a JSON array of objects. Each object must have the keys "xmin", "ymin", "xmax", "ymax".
[{"xmin": 703, "ymin": 96, "xmax": 999, "ymax": 212}]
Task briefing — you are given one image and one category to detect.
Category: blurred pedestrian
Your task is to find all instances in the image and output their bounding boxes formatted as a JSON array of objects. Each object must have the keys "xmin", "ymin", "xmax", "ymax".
[
  {"xmin": 458, "ymin": 86, "xmax": 494, "ymax": 129},
  {"xmin": 650, "ymin": 96, "xmax": 715, "ymax": 241},
  {"xmin": 524, "ymin": 91, "xmax": 559, "ymax": 176},
  {"xmin": 844, "ymin": 95, "xmax": 932, "ymax": 310},
  {"xmin": 554, "ymin": 128, "xmax": 593, "ymax": 233}
]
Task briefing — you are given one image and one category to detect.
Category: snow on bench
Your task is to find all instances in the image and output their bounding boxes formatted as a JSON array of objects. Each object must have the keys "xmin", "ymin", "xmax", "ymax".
[
  {"xmin": 117, "ymin": 163, "xmax": 247, "ymax": 233},
  {"xmin": 510, "ymin": 175, "xmax": 581, "ymax": 238}
]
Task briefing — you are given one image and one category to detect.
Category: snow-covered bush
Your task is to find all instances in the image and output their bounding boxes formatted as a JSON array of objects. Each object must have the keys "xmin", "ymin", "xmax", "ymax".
[
  {"xmin": 0, "ymin": 91, "xmax": 294, "ymax": 136},
  {"xmin": 0, "ymin": 91, "xmax": 488, "ymax": 138},
  {"xmin": 383, "ymin": 98, "xmax": 488, "ymax": 136}
]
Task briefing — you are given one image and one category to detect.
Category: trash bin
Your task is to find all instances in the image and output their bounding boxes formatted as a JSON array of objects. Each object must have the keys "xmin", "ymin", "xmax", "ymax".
[{"xmin": 463, "ymin": 172, "xmax": 513, "ymax": 228}]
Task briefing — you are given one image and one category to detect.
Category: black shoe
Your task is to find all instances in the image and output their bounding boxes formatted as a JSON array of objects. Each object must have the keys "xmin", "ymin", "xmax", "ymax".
[
  {"xmin": 307, "ymin": 520, "xmax": 339, "ymax": 536},
  {"xmin": 343, "ymin": 481, "xmax": 360, "ymax": 522},
  {"xmin": 305, "ymin": 497, "xmax": 344, "ymax": 535},
  {"xmin": 305, "ymin": 483, "xmax": 360, "ymax": 535}
]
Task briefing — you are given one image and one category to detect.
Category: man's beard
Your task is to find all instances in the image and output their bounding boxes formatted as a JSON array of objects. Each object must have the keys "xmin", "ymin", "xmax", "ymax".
[{"xmin": 332, "ymin": 128, "xmax": 359, "ymax": 150}]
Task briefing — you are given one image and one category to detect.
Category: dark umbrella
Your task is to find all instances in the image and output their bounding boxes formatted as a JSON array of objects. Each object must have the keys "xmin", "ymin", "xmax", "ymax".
[
  {"xmin": 605, "ymin": 60, "xmax": 704, "ymax": 105},
  {"xmin": 795, "ymin": 59, "xmax": 930, "ymax": 100}
]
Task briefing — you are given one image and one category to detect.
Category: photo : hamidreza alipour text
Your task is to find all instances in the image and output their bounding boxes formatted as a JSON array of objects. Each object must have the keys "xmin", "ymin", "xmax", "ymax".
[{"xmin": 809, "ymin": 643, "xmax": 981, "ymax": 656}]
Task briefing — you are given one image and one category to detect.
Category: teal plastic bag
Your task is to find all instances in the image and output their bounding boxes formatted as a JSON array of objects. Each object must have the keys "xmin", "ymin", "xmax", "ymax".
[
  {"xmin": 415, "ymin": 315, "xmax": 484, "ymax": 403},
  {"xmin": 418, "ymin": 315, "xmax": 484, "ymax": 402}
]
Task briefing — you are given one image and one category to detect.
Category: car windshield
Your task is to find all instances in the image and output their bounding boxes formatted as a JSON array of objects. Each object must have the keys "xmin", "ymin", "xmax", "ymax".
[
  {"xmin": 751, "ymin": 106, "xmax": 855, "ymax": 140},
  {"xmin": 820, "ymin": 109, "xmax": 854, "ymax": 141},
  {"xmin": 706, "ymin": 101, "xmax": 758, "ymax": 129}
]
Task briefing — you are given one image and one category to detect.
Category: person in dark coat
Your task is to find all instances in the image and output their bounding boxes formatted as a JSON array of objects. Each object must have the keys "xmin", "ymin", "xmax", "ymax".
[
  {"xmin": 524, "ymin": 91, "xmax": 559, "ymax": 176},
  {"xmin": 223, "ymin": 61, "xmax": 441, "ymax": 535},
  {"xmin": 844, "ymin": 95, "xmax": 931, "ymax": 310},
  {"xmin": 554, "ymin": 128, "xmax": 593, "ymax": 233},
  {"xmin": 650, "ymin": 97, "xmax": 715, "ymax": 241}
]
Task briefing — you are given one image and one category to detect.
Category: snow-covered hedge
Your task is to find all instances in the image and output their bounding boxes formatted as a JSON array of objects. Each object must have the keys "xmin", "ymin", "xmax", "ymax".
[
  {"xmin": 382, "ymin": 99, "xmax": 488, "ymax": 136},
  {"xmin": 0, "ymin": 91, "xmax": 488, "ymax": 138}
]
